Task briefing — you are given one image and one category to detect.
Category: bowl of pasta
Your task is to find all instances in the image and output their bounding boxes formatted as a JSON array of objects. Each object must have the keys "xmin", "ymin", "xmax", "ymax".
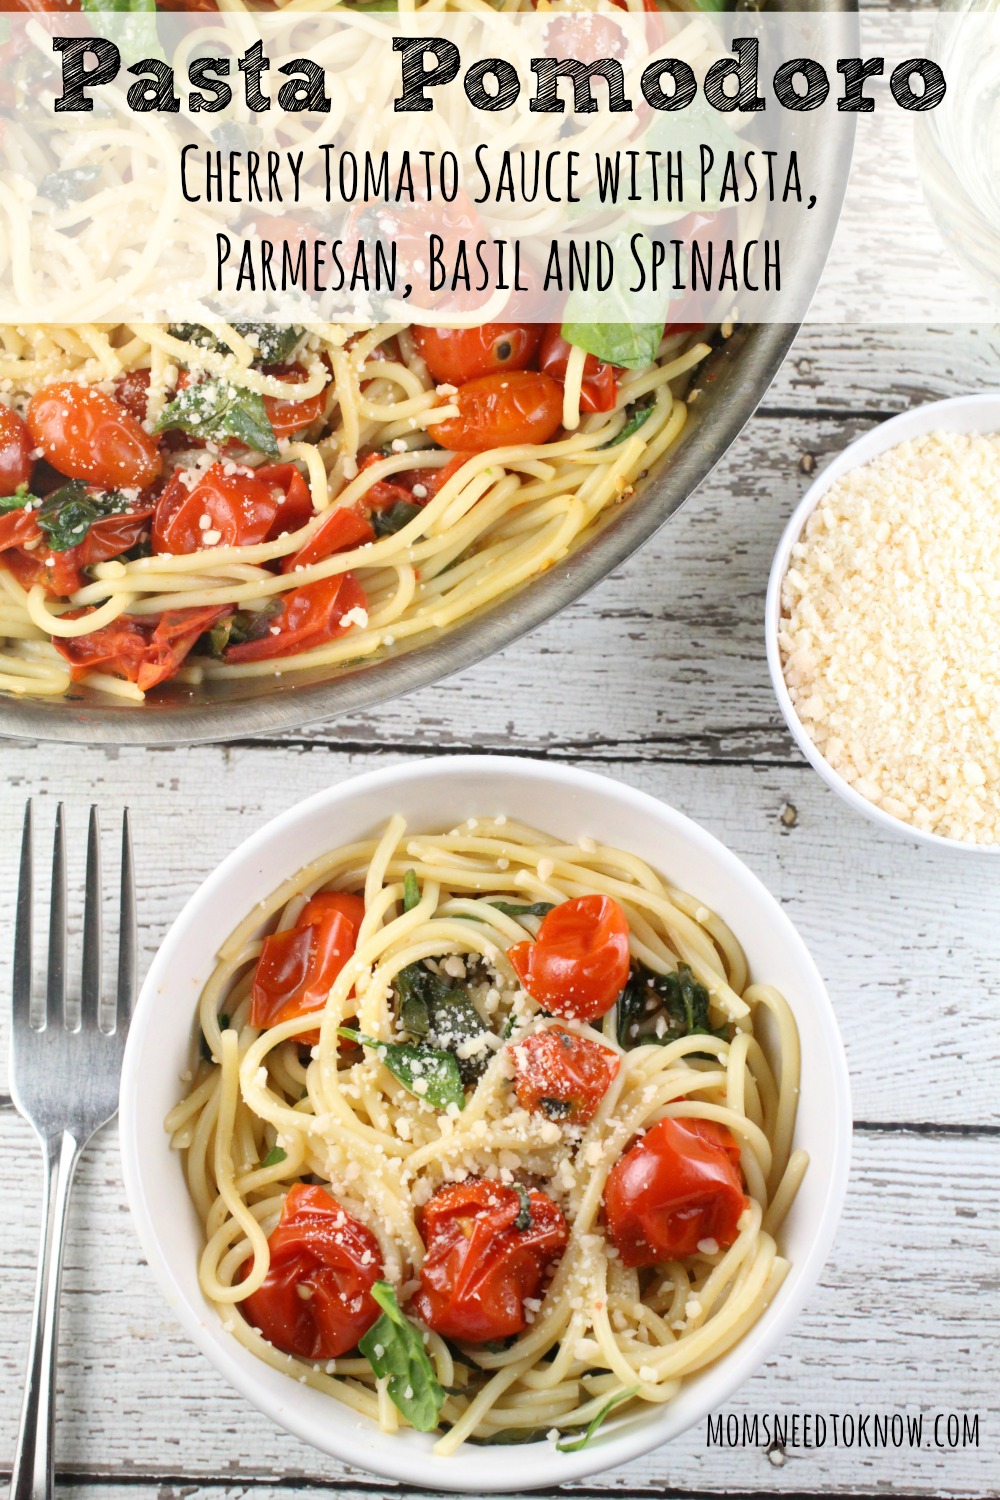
[{"xmin": 119, "ymin": 755, "xmax": 852, "ymax": 1489}]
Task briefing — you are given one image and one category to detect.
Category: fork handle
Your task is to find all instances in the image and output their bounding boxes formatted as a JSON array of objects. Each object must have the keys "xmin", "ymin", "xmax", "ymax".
[{"xmin": 9, "ymin": 1130, "xmax": 82, "ymax": 1500}]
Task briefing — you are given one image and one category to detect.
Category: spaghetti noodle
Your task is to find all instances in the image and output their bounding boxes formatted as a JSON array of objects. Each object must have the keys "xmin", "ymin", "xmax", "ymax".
[{"xmin": 166, "ymin": 814, "xmax": 806, "ymax": 1452}]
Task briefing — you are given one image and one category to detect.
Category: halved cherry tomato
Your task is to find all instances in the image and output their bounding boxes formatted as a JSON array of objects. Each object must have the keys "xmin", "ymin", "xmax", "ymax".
[
  {"xmin": 603, "ymin": 1117, "xmax": 746, "ymax": 1267},
  {"xmin": 413, "ymin": 326, "xmax": 541, "ymax": 387},
  {"xmin": 250, "ymin": 905, "xmax": 360, "ymax": 1032},
  {"xmin": 152, "ymin": 462, "xmax": 312, "ymax": 555},
  {"xmin": 300, "ymin": 891, "xmax": 367, "ymax": 932},
  {"xmin": 507, "ymin": 895, "xmax": 631, "ymax": 1023},
  {"xmin": 414, "ymin": 1179, "xmax": 568, "ymax": 1344},
  {"xmin": 239, "ymin": 1184, "xmax": 383, "ymax": 1360},
  {"xmin": 26, "ymin": 383, "xmax": 162, "ymax": 489},
  {"xmin": 510, "ymin": 1026, "xmax": 620, "ymax": 1124},
  {"xmin": 224, "ymin": 572, "xmax": 367, "ymax": 664},
  {"xmin": 53, "ymin": 605, "xmax": 227, "ymax": 692},
  {"xmin": 113, "ymin": 369, "xmax": 152, "ymax": 425},
  {"xmin": 432, "ymin": 372, "xmax": 563, "ymax": 453},
  {"xmin": 1, "ymin": 493, "xmax": 156, "ymax": 597},
  {"xmin": 282, "ymin": 503, "xmax": 375, "ymax": 574},
  {"xmin": 539, "ymin": 327, "xmax": 620, "ymax": 414},
  {"xmin": 263, "ymin": 365, "xmax": 330, "ymax": 440},
  {"xmin": 0, "ymin": 405, "xmax": 33, "ymax": 495}
]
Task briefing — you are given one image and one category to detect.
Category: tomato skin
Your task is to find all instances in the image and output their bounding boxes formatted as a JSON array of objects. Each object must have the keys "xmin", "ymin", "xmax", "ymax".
[
  {"xmin": 507, "ymin": 895, "xmax": 631, "ymax": 1022},
  {"xmin": 539, "ymin": 327, "xmax": 620, "ymax": 414},
  {"xmin": 432, "ymin": 372, "xmax": 563, "ymax": 453},
  {"xmin": 263, "ymin": 365, "xmax": 330, "ymax": 440},
  {"xmin": 300, "ymin": 891, "xmax": 366, "ymax": 932},
  {"xmin": 152, "ymin": 462, "xmax": 312, "ymax": 555},
  {"xmin": 414, "ymin": 1180, "xmax": 568, "ymax": 1344},
  {"xmin": 250, "ymin": 906, "xmax": 359, "ymax": 1032},
  {"xmin": 26, "ymin": 383, "xmax": 162, "ymax": 489},
  {"xmin": 225, "ymin": 572, "xmax": 367, "ymax": 664},
  {"xmin": 0, "ymin": 491, "xmax": 154, "ymax": 598},
  {"xmin": 604, "ymin": 1117, "xmax": 746, "ymax": 1268},
  {"xmin": 240, "ymin": 1185, "xmax": 384, "ymax": 1361},
  {"xmin": 0, "ymin": 404, "xmax": 33, "ymax": 495},
  {"xmin": 53, "ymin": 605, "xmax": 227, "ymax": 691},
  {"xmin": 282, "ymin": 503, "xmax": 375, "ymax": 574},
  {"xmin": 413, "ymin": 326, "xmax": 542, "ymax": 386},
  {"xmin": 113, "ymin": 369, "xmax": 152, "ymax": 425},
  {"xmin": 510, "ymin": 1027, "xmax": 620, "ymax": 1124}
]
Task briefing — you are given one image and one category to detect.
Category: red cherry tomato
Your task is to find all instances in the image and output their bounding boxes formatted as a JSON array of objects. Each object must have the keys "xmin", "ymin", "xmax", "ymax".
[
  {"xmin": 53, "ymin": 605, "xmax": 227, "ymax": 692},
  {"xmin": 432, "ymin": 372, "xmax": 563, "ymax": 453},
  {"xmin": 510, "ymin": 1027, "xmax": 620, "ymax": 1124},
  {"xmin": 152, "ymin": 462, "xmax": 312, "ymax": 555},
  {"xmin": 26, "ymin": 383, "xmax": 162, "ymax": 490},
  {"xmin": 263, "ymin": 365, "xmax": 330, "ymax": 440},
  {"xmin": 300, "ymin": 891, "xmax": 367, "ymax": 932},
  {"xmin": 603, "ymin": 1117, "xmax": 746, "ymax": 1267},
  {"xmin": 507, "ymin": 895, "xmax": 631, "ymax": 1022},
  {"xmin": 240, "ymin": 1184, "xmax": 383, "ymax": 1360},
  {"xmin": 250, "ymin": 905, "xmax": 361, "ymax": 1032},
  {"xmin": 113, "ymin": 369, "xmax": 152, "ymax": 425},
  {"xmin": 0, "ymin": 404, "xmax": 33, "ymax": 495},
  {"xmin": 539, "ymin": 327, "xmax": 620, "ymax": 414},
  {"xmin": 414, "ymin": 1179, "xmax": 568, "ymax": 1344},
  {"xmin": 413, "ymin": 326, "xmax": 542, "ymax": 387},
  {"xmin": 282, "ymin": 503, "xmax": 375, "ymax": 574},
  {"xmin": 0, "ymin": 491, "xmax": 155, "ymax": 598},
  {"xmin": 224, "ymin": 572, "xmax": 367, "ymax": 664}
]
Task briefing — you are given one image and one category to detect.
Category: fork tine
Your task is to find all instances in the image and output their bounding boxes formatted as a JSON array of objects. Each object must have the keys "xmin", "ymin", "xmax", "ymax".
[
  {"xmin": 115, "ymin": 808, "xmax": 136, "ymax": 1036},
  {"xmin": 13, "ymin": 801, "xmax": 32, "ymax": 1030},
  {"xmin": 45, "ymin": 804, "xmax": 67, "ymax": 1030},
  {"xmin": 80, "ymin": 806, "xmax": 102, "ymax": 1032}
]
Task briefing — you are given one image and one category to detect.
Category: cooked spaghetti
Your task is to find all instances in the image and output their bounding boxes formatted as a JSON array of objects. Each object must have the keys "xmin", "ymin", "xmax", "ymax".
[
  {"xmin": 166, "ymin": 814, "xmax": 806, "ymax": 1452},
  {"xmin": 0, "ymin": 320, "xmax": 713, "ymax": 702}
]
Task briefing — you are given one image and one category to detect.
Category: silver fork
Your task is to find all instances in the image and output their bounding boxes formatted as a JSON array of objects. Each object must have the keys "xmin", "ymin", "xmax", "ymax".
[{"xmin": 8, "ymin": 803, "xmax": 136, "ymax": 1500}]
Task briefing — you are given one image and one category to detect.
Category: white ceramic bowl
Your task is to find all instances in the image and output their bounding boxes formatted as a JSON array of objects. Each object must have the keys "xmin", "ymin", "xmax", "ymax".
[
  {"xmin": 119, "ymin": 755, "xmax": 852, "ymax": 1491},
  {"xmin": 766, "ymin": 393, "xmax": 1000, "ymax": 853}
]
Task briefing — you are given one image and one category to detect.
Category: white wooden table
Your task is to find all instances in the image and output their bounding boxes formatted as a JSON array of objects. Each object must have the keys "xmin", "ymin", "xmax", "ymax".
[{"xmin": 1, "ymin": 324, "xmax": 997, "ymax": 1500}]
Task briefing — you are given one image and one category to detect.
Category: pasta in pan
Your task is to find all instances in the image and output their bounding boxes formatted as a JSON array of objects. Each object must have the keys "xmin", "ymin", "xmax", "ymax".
[{"xmin": 166, "ymin": 813, "xmax": 806, "ymax": 1452}]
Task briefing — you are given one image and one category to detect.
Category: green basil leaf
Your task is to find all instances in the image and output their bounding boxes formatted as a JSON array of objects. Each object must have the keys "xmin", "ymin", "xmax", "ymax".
[
  {"xmin": 339, "ymin": 1027, "xmax": 466, "ymax": 1112},
  {"xmin": 168, "ymin": 323, "xmax": 302, "ymax": 367},
  {"xmin": 394, "ymin": 963, "xmax": 492, "ymax": 1085},
  {"xmin": 359, "ymin": 1281, "xmax": 445, "ymax": 1432},
  {"xmin": 601, "ymin": 400, "xmax": 655, "ymax": 449},
  {"xmin": 403, "ymin": 869, "xmax": 420, "ymax": 912},
  {"xmin": 556, "ymin": 1387, "xmax": 639, "ymax": 1452},
  {"xmin": 559, "ymin": 324, "xmax": 663, "ymax": 372},
  {"xmin": 153, "ymin": 379, "xmax": 279, "ymax": 458},
  {"xmin": 39, "ymin": 167, "xmax": 102, "ymax": 209},
  {"xmin": 36, "ymin": 482, "xmax": 131, "ymax": 553},
  {"xmin": 260, "ymin": 1145, "xmax": 287, "ymax": 1168},
  {"xmin": 487, "ymin": 901, "xmax": 555, "ymax": 919},
  {"xmin": 372, "ymin": 500, "xmax": 423, "ymax": 538}
]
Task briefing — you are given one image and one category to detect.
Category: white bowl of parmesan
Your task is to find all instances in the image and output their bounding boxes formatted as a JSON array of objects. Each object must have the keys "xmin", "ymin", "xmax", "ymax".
[{"xmin": 766, "ymin": 393, "xmax": 1000, "ymax": 850}]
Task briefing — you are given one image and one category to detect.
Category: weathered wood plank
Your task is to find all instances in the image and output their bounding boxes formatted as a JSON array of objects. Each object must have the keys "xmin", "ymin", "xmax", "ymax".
[
  {"xmin": 0, "ymin": 753, "xmax": 996, "ymax": 1125},
  {"xmin": 1, "ymin": 1130, "xmax": 995, "ymax": 1497},
  {"xmin": 775, "ymin": 324, "xmax": 1000, "ymax": 416}
]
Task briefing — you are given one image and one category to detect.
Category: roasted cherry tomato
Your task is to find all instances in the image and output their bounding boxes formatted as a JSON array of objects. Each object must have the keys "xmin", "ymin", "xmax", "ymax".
[
  {"xmin": 507, "ymin": 895, "xmax": 631, "ymax": 1022},
  {"xmin": 539, "ymin": 327, "xmax": 620, "ymax": 414},
  {"xmin": 53, "ymin": 605, "xmax": 226, "ymax": 692},
  {"xmin": 432, "ymin": 372, "xmax": 563, "ymax": 453},
  {"xmin": 0, "ymin": 404, "xmax": 33, "ymax": 495},
  {"xmin": 224, "ymin": 572, "xmax": 367, "ymax": 664},
  {"xmin": 414, "ymin": 1179, "xmax": 568, "ymax": 1344},
  {"xmin": 263, "ymin": 365, "xmax": 330, "ymax": 440},
  {"xmin": 603, "ymin": 1117, "xmax": 746, "ymax": 1267},
  {"xmin": 282, "ymin": 503, "xmax": 375, "ymax": 574},
  {"xmin": 152, "ymin": 462, "xmax": 312, "ymax": 555},
  {"xmin": 240, "ymin": 1184, "xmax": 383, "ymax": 1360},
  {"xmin": 250, "ymin": 900, "xmax": 362, "ymax": 1032},
  {"xmin": 0, "ymin": 491, "xmax": 155, "ymax": 598},
  {"xmin": 113, "ymin": 369, "xmax": 152, "ymax": 425},
  {"xmin": 26, "ymin": 383, "xmax": 162, "ymax": 490},
  {"xmin": 510, "ymin": 1026, "xmax": 620, "ymax": 1124},
  {"xmin": 300, "ymin": 891, "xmax": 367, "ymax": 932},
  {"xmin": 413, "ymin": 325, "xmax": 541, "ymax": 387}
]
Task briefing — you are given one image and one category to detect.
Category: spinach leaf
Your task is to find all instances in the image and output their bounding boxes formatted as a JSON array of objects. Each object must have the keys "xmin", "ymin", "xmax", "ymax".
[
  {"xmin": 199, "ymin": 1012, "xmax": 229, "ymax": 1064},
  {"xmin": 616, "ymin": 961, "xmax": 726, "ymax": 1049},
  {"xmin": 372, "ymin": 500, "xmax": 423, "ymax": 538},
  {"xmin": 206, "ymin": 599, "xmax": 283, "ymax": 657},
  {"xmin": 513, "ymin": 1183, "xmax": 532, "ymax": 1231},
  {"xmin": 469, "ymin": 1427, "xmax": 548, "ymax": 1446},
  {"xmin": 556, "ymin": 1387, "xmax": 639, "ymax": 1452},
  {"xmin": 359, "ymin": 1281, "xmax": 445, "ymax": 1432},
  {"xmin": 35, "ymin": 482, "xmax": 131, "ymax": 552},
  {"xmin": 260, "ymin": 1145, "xmax": 287, "ymax": 1168},
  {"xmin": 538, "ymin": 1096, "xmax": 573, "ymax": 1120},
  {"xmin": 559, "ymin": 324, "xmax": 663, "ymax": 372},
  {"xmin": 403, "ymin": 869, "xmax": 420, "ymax": 912},
  {"xmin": 39, "ymin": 167, "xmax": 102, "ymax": 209},
  {"xmin": 488, "ymin": 901, "xmax": 555, "ymax": 919},
  {"xmin": 339, "ymin": 1026, "xmax": 466, "ymax": 1112},
  {"xmin": 168, "ymin": 323, "xmax": 302, "ymax": 366},
  {"xmin": 394, "ymin": 963, "xmax": 491, "ymax": 1085},
  {"xmin": 153, "ymin": 379, "xmax": 279, "ymax": 458},
  {"xmin": 601, "ymin": 400, "xmax": 655, "ymax": 449}
]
